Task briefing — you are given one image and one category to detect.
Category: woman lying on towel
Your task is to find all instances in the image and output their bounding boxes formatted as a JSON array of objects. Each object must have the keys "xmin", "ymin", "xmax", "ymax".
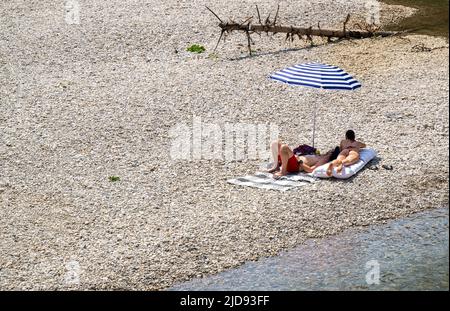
[
  {"xmin": 266, "ymin": 140, "xmax": 340, "ymax": 177},
  {"xmin": 327, "ymin": 130, "xmax": 366, "ymax": 176}
]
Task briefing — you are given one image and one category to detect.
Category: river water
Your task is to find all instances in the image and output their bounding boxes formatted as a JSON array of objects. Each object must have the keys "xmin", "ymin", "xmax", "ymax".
[
  {"xmin": 170, "ymin": 208, "xmax": 449, "ymax": 291},
  {"xmin": 383, "ymin": 0, "xmax": 449, "ymax": 37}
]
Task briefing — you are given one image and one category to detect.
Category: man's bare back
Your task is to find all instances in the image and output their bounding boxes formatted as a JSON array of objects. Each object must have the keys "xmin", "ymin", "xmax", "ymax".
[{"xmin": 340, "ymin": 139, "xmax": 366, "ymax": 152}]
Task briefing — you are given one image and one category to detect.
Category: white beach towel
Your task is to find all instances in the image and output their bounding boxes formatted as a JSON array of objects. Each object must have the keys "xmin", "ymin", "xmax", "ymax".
[{"xmin": 227, "ymin": 171, "xmax": 316, "ymax": 192}]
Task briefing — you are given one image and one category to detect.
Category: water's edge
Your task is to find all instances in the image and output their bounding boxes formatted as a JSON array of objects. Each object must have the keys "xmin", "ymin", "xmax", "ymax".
[
  {"xmin": 382, "ymin": 0, "xmax": 449, "ymax": 37},
  {"xmin": 170, "ymin": 208, "xmax": 449, "ymax": 291}
]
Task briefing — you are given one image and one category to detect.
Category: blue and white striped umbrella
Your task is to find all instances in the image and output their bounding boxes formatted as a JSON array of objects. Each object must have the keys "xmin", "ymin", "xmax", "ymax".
[
  {"xmin": 269, "ymin": 62, "xmax": 362, "ymax": 147},
  {"xmin": 270, "ymin": 62, "xmax": 361, "ymax": 90}
]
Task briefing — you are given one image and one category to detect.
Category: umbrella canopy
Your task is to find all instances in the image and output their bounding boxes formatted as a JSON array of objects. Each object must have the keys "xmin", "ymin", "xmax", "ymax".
[
  {"xmin": 269, "ymin": 62, "xmax": 361, "ymax": 147},
  {"xmin": 270, "ymin": 62, "xmax": 361, "ymax": 90}
]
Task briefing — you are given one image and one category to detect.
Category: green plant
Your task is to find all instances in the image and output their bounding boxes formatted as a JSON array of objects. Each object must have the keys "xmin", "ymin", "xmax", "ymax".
[
  {"xmin": 186, "ymin": 44, "xmax": 206, "ymax": 53},
  {"xmin": 109, "ymin": 176, "xmax": 120, "ymax": 182}
]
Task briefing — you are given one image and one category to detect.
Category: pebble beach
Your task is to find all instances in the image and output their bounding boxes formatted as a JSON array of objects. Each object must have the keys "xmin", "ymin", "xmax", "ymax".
[{"xmin": 0, "ymin": 0, "xmax": 448, "ymax": 290}]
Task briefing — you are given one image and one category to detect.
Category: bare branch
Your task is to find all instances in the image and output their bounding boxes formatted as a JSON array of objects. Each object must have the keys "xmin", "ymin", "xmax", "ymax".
[
  {"xmin": 246, "ymin": 31, "xmax": 252, "ymax": 55},
  {"xmin": 240, "ymin": 16, "xmax": 253, "ymax": 26},
  {"xmin": 265, "ymin": 13, "xmax": 271, "ymax": 26},
  {"xmin": 273, "ymin": 4, "xmax": 280, "ymax": 26},
  {"xmin": 343, "ymin": 13, "xmax": 351, "ymax": 36},
  {"xmin": 205, "ymin": 6, "xmax": 223, "ymax": 23},
  {"xmin": 214, "ymin": 30, "xmax": 225, "ymax": 52},
  {"xmin": 256, "ymin": 5, "xmax": 262, "ymax": 24}
]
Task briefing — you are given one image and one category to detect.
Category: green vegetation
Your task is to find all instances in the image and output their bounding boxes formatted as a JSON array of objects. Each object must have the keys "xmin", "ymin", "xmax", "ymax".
[
  {"xmin": 108, "ymin": 176, "xmax": 120, "ymax": 182},
  {"xmin": 187, "ymin": 44, "xmax": 206, "ymax": 53}
]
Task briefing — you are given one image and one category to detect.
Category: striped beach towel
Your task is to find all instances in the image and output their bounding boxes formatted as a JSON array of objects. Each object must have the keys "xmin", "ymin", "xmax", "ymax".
[{"xmin": 227, "ymin": 172, "xmax": 316, "ymax": 192}]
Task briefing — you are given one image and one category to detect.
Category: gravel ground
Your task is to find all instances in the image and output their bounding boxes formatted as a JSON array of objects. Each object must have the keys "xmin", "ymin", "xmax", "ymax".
[{"xmin": 0, "ymin": 0, "xmax": 448, "ymax": 290}]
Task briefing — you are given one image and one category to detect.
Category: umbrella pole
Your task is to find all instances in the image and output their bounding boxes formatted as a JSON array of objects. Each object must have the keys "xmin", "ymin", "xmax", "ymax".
[{"xmin": 312, "ymin": 101, "xmax": 318, "ymax": 148}]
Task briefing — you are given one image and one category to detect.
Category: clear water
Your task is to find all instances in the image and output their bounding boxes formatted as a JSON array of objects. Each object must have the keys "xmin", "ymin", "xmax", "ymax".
[{"xmin": 170, "ymin": 208, "xmax": 449, "ymax": 291}]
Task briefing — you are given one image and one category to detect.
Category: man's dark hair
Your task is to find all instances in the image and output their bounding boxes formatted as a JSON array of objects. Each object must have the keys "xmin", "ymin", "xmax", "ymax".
[{"xmin": 346, "ymin": 130, "xmax": 356, "ymax": 141}]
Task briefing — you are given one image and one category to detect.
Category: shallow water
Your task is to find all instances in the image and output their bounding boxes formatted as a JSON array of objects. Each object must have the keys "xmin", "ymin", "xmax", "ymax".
[
  {"xmin": 383, "ymin": 0, "xmax": 449, "ymax": 37},
  {"xmin": 170, "ymin": 208, "xmax": 449, "ymax": 291}
]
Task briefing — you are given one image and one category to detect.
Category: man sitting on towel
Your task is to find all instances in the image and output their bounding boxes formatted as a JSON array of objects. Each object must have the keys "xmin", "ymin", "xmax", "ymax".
[{"xmin": 266, "ymin": 140, "xmax": 340, "ymax": 177}]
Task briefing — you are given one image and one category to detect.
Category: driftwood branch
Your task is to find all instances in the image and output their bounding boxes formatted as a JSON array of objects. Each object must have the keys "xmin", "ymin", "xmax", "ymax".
[
  {"xmin": 207, "ymin": 6, "xmax": 403, "ymax": 55},
  {"xmin": 219, "ymin": 23, "xmax": 397, "ymax": 39}
]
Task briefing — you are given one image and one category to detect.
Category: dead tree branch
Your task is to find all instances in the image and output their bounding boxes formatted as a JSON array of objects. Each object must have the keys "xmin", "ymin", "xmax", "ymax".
[{"xmin": 206, "ymin": 6, "xmax": 404, "ymax": 55}]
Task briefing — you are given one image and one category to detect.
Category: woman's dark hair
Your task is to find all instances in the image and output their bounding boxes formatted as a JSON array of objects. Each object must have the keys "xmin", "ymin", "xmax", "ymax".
[{"xmin": 346, "ymin": 130, "xmax": 356, "ymax": 141}]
